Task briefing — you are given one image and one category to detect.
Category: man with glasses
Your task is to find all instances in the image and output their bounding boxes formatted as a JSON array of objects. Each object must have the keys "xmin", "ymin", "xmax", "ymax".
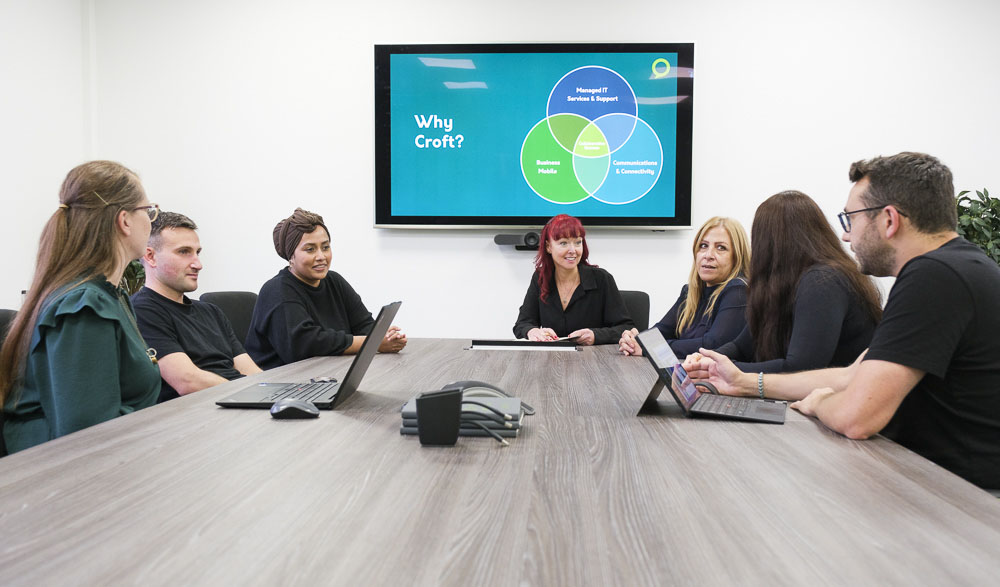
[
  {"xmin": 132, "ymin": 212, "xmax": 262, "ymax": 403},
  {"xmin": 688, "ymin": 152, "xmax": 1000, "ymax": 490}
]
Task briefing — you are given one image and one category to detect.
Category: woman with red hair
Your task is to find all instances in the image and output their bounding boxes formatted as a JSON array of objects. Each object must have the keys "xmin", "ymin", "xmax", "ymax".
[{"xmin": 513, "ymin": 214, "xmax": 634, "ymax": 345}]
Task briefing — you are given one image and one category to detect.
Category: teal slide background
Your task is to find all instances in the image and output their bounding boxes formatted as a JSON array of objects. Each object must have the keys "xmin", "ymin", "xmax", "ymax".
[{"xmin": 389, "ymin": 52, "xmax": 679, "ymax": 218}]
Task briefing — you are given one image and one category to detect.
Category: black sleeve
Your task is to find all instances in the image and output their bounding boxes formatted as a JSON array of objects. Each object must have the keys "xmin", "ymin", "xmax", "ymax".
[
  {"xmin": 513, "ymin": 273, "xmax": 542, "ymax": 339},
  {"xmin": 715, "ymin": 324, "xmax": 753, "ymax": 361},
  {"xmin": 670, "ymin": 280, "xmax": 748, "ymax": 358},
  {"xmin": 590, "ymin": 271, "xmax": 635, "ymax": 345},
  {"xmin": 336, "ymin": 275, "xmax": 376, "ymax": 336},
  {"xmin": 653, "ymin": 286, "xmax": 686, "ymax": 339},
  {"xmin": 700, "ymin": 280, "xmax": 748, "ymax": 349},
  {"xmin": 865, "ymin": 258, "xmax": 972, "ymax": 377},
  {"xmin": 732, "ymin": 267, "xmax": 853, "ymax": 374}
]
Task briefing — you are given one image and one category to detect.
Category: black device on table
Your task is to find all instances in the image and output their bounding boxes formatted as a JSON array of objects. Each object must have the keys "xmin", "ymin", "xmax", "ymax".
[
  {"xmin": 270, "ymin": 398, "xmax": 320, "ymax": 419},
  {"xmin": 215, "ymin": 301, "xmax": 401, "ymax": 410},
  {"xmin": 634, "ymin": 328, "xmax": 786, "ymax": 424},
  {"xmin": 442, "ymin": 379, "xmax": 535, "ymax": 415}
]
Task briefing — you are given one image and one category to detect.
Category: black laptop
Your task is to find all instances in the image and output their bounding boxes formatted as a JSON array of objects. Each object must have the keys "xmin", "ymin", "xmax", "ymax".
[
  {"xmin": 216, "ymin": 301, "xmax": 402, "ymax": 410},
  {"xmin": 635, "ymin": 328, "xmax": 786, "ymax": 424}
]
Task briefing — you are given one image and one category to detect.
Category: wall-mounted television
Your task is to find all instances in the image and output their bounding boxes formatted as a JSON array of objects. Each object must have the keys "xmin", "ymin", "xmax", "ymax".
[{"xmin": 374, "ymin": 43, "xmax": 694, "ymax": 229}]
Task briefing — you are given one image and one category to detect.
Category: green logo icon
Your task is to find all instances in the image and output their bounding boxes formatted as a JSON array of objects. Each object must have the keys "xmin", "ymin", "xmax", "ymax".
[{"xmin": 651, "ymin": 58, "xmax": 671, "ymax": 79}]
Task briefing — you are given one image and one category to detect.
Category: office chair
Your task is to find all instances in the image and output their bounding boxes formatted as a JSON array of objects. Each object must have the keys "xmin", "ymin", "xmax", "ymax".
[
  {"xmin": 619, "ymin": 290, "xmax": 650, "ymax": 331},
  {"xmin": 0, "ymin": 309, "xmax": 11, "ymax": 457},
  {"xmin": 198, "ymin": 292, "xmax": 258, "ymax": 344}
]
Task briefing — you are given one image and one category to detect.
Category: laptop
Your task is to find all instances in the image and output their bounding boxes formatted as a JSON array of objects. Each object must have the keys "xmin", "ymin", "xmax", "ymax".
[
  {"xmin": 634, "ymin": 328, "xmax": 786, "ymax": 424},
  {"xmin": 216, "ymin": 301, "xmax": 402, "ymax": 409}
]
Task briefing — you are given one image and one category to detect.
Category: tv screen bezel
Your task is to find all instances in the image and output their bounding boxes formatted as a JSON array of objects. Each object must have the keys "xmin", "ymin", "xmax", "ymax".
[{"xmin": 374, "ymin": 43, "xmax": 694, "ymax": 229}]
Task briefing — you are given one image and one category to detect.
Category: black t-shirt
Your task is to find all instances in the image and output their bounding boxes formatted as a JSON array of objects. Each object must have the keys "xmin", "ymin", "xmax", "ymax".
[
  {"xmin": 867, "ymin": 238, "xmax": 1000, "ymax": 489},
  {"xmin": 245, "ymin": 268, "xmax": 375, "ymax": 369},
  {"xmin": 716, "ymin": 264, "xmax": 877, "ymax": 373},
  {"xmin": 513, "ymin": 265, "xmax": 634, "ymax": 345},
  {"xmin": 131, "ymin": 287, "xmax": 246, "ymax": 403}
]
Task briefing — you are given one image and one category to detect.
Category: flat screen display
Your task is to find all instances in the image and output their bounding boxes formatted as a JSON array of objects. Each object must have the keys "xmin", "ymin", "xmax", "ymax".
[{"xmin": 374, "ymin": 43, "xmax": 694, "ymax": 228}]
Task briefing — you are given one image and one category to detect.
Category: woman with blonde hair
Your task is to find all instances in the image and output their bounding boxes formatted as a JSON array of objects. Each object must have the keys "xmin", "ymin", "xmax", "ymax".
[
  {"xmin": 0, "ymin": 161, "xmax": 161, "ymax": 454},
  {"xmin": 619, "ymin": 217, "xmax": 750, "ymax": 356}
]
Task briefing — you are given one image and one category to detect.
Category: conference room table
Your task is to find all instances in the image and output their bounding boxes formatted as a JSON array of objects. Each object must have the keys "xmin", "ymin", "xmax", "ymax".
[{"xmin": 1, "ymin": 339, "xmax": 999, "ymax": 585}]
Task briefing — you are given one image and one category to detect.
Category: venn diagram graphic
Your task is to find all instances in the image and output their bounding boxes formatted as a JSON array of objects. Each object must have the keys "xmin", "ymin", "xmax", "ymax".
[{"xmin": 520, "ymin": 66, "xmax": 662, "ymax": 205}]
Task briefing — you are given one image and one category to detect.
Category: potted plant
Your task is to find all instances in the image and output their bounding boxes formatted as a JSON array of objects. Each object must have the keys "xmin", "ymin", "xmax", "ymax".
[
  {"xmin": 956, "ymin": 188, "xmax": 1000, "ymax": 264},
  {"xmin": 120, "ymin": 259, "xmax": 145, "ymax": 294}
]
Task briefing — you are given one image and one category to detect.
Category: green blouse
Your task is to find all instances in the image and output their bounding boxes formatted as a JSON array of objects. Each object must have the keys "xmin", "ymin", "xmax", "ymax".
[{"xmin": 2, "ymin": 278, "xmax": 160, "ymax": 453}]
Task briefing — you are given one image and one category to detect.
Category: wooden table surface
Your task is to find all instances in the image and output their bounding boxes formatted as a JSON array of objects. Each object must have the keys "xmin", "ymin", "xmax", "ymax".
[{"xmin": 1, "ymin": 339, "xmax": 998, "ymax": 586}]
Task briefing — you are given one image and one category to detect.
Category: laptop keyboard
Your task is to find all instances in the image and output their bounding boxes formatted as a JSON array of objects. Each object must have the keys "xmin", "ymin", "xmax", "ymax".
[
  {"xmin": 264, "ymin": 383, "xmax": 337, "ymax": 402},
  {"xmin": 695, "ymin": 394, "xmax": 750, "ymax": 416}
]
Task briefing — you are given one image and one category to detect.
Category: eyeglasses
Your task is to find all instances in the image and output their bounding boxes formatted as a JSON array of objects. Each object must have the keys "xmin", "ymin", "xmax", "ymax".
[
  {"xmin": 837, "ymin": 205, "xmax": 907, "ymax": 233},
  {"xmin": 133, "ymin": 204, "xmax": 160, "ymax": 222}
]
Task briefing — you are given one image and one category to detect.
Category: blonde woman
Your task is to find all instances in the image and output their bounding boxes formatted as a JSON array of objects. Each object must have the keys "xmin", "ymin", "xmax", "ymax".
[
  {"xmin": 619, "ymin": 217, "xmax": 750, "ymax": 356},
  {"xmin": 0, "ymin": 161, "xmax": 161, "ymax": 454}
]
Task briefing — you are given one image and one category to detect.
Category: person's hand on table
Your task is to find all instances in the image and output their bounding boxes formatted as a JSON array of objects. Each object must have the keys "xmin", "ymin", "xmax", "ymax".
[
  {"xmin": 619, "ymin": 328, "xmax": 641, "ymax": 355},
  {"xmin": 690, "ymin": 348, "xmax": 750, "ymax": 396},
  {"xmin": 569, "ymin": 328, "xmax": 595, "ymax": 346},
  {"xmin": 681, "ymin": 352, "xmax": 708, "ymax": 379},
  {"xmin": 378, "ymin": 326, "xmax": 407, "ymax": 353},
  {"xmin": 527, "ymin": 327, "xmax": 558, "ymax": 341}
]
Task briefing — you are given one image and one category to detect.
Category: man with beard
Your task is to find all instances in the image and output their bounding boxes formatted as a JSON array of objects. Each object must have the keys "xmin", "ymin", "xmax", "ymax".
[{"xmin": 686, "ymin": 152, "xmax": 1000, "ymax": 490}]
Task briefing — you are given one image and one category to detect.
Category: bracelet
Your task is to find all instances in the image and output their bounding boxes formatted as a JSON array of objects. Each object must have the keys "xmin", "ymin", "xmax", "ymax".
[{"xmin": 757, "ymin": 372, "xmax": 765, "ymax": 399}]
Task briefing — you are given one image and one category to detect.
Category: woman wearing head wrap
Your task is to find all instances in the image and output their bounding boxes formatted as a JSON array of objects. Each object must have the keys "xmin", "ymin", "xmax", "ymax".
[{"xmin": 245, "ymin": 208, "xmax": 406, "ymax": 369}]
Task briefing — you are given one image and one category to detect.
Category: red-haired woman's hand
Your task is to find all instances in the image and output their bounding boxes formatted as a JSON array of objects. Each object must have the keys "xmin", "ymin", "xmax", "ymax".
[{"xmin": 569, "ymin": 328, "xmax": 595, "ymax": 346}]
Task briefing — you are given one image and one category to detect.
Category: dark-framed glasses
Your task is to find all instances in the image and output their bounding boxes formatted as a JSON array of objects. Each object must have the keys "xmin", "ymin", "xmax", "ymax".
[
  {"xmin": 133, "ymin": 204, "xmax": 160, "ymax": 222},
  {"xmin": 837, "ymin": 205, "xmax": 907, "ymax": 233}
]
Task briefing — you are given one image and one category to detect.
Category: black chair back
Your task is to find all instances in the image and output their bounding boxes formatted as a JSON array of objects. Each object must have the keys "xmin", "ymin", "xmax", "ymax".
[
  {"xmin": 198, "ymin": 292, "xmax": 258, "ymax": 345},
  {"xmin": 0, "ymin": 309, "xmax": 13, "ymax": 457},
  {"xmin": 620, "ymin": 290, "xmax": 650, "ymax": 331}
]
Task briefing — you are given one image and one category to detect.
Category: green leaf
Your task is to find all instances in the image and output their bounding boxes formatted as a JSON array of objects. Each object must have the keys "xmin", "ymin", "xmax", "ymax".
[{"xmin": 955, "ymin": 188, "xmax": 999, "ymax": 266}]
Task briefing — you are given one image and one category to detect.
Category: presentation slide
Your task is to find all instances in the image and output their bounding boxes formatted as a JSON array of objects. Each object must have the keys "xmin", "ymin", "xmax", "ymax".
[{"xmin": 385, "ymin": 50, "xmax": 687, "ymax": 222}]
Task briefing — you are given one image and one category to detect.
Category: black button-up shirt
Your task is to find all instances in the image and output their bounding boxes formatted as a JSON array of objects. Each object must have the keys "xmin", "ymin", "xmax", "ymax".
[{"xmin": 513, "ymin": 265, "xmax": 634, "ymax": 344}]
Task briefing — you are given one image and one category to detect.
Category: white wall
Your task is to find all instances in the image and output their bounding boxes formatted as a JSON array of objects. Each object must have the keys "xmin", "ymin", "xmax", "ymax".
[
  {"xmin": 4, "ymin": 0, "xmax": 999, "ymax": 338},
  {"xmin": 0, "ymin": 0, "xmax": 89, "ymax": 310}
]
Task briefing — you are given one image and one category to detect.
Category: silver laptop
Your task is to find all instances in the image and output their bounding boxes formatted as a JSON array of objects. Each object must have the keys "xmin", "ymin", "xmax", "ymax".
[
  {"xmin": 635, "ymin": 328, "xmax": 785, "ymax": 424},
  {"xmin": 216, "ymin": 301, "xmax": 401, "ymax": 410}
]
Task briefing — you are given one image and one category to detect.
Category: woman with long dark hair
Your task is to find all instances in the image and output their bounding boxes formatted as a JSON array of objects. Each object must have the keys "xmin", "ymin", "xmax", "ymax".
[
  {"xmin": 513, "ymin": 214, "xmax": 634, "ymax": 345},
  {"xmin": 0, "ymin": 161, "xmax": 161, "ymax": 454},
  {"xmin": 693, "ymin": 191, "xmax": 881, "ymax": 374},
  {"xmin": 619, "ymin": 216, "xmax": 750, "ymax": 357}
]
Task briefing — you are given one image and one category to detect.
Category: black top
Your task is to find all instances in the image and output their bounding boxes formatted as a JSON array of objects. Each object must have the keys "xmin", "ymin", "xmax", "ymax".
[
  {"xmin": 866, "ymin": 238, "xmax": 1000, "ymax": 489},
  {"xmin": 654, "ymin": 279, "xmax": 747, "ymax": 358},
  {"xmin": 131, "ymin": 287, "xmax": 245, "ymax": 403},
  {"xmin": 715, "ymin": 264, "xmax": 877, "ymax": 373},
  {"xmin": 245, "ymin": 268, "xmax": 375, "ymax": 369},
  {"xmin": 513, "ymin": 265, "xmax": 635, "ymax": 345}
]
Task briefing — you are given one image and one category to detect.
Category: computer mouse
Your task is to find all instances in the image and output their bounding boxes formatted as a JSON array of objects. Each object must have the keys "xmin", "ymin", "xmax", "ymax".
[{"xmin": 270, "ymin": 398, "xmax": 320, "ymax": 419}]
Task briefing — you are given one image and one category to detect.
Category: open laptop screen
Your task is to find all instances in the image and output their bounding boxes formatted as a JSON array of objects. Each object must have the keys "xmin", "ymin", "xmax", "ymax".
[
  {"xmin": 668, "ymin": 363, "xmax": 700, "ymax": 410},
  {"xmin": 641, "ymin": 331, "xmax": 680, "ymax": 371}
]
